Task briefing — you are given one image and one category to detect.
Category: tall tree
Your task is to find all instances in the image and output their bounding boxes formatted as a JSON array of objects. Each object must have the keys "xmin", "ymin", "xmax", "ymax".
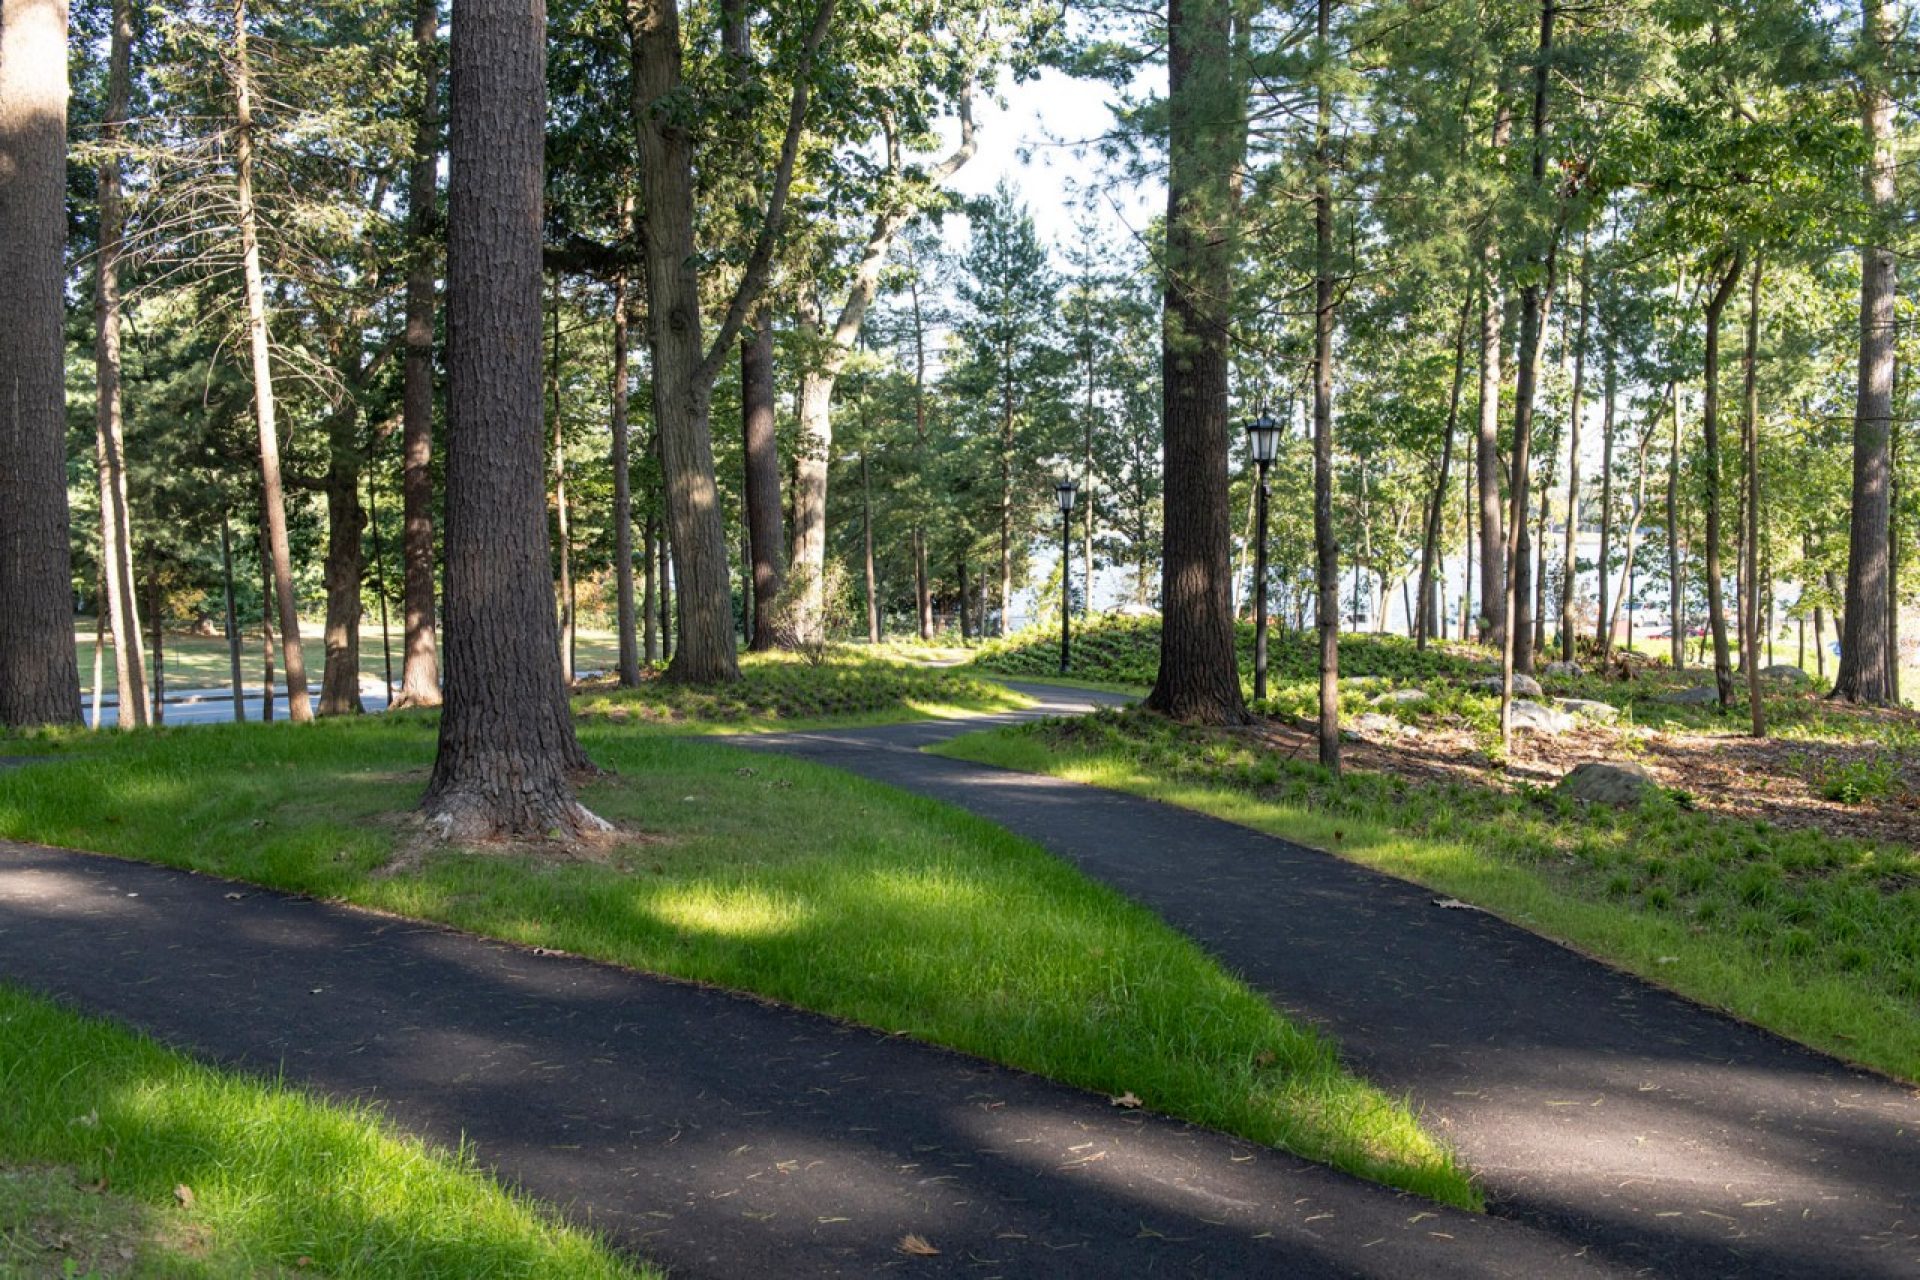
[
  {"xmin": 92, "ymin": 0, "xmax": 149, "ymax": 728},
  {"xmin": 0, "ymin": 0, "xmax": 83, "ymax": 727},
  {"xmin": 422, "ymin": 0, "xmax": 601, "ymax": 840},
  {"xmin": 395, "ymin": 0, "xmax": 443, "ymax": 708},
  {"xmin": 1834, "ymin": 0, "xmax": 1896, "ymax": 703},
  {"xmin": 741, "ymin": 311, "xmax": 784, "ymax": 650},
  {"xmin": 1147, "ymin": 0, "xmax": 1250, "ymax": 725},
  {"xmin": 232, "ymin": 0, "xmax": 313, "ymax": 723},
  {"xmin": 626, "ymin": 0, "xmax": 835, "ymax": 682}
]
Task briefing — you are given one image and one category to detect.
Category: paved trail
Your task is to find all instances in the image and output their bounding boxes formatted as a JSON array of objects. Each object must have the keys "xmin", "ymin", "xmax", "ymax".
[
  {"xmin": 0, "ymin": 734, "xmax": 1602, "ymax": 1279},
  {"xmin": 740, "ymin": 681, "xmax": 1920, "ymax": 1279}
]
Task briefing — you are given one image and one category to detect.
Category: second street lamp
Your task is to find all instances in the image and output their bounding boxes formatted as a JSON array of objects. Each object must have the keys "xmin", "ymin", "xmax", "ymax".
[
  {"xmin": 1056, "ymin": 477, "xmax": 1077, "ymax": 674},
  {"xmin": 1246, "ymin": 413, "xmax": 1282, "ymax": 701}
]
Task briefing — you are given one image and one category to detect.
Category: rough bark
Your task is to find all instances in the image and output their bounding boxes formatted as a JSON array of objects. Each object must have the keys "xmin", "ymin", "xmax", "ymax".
[
  {"xmin": 92, "ymin": 0, "xmax": 147, "ymax": 728},
  {"xmin": 394, "ymin": 0, "xmax": 442, "ymax": 709},
  {"xmin": 548, "ymin": 281, "xmax": 575, "ymax": 684},
  {"xmin": 422, "ymin": 0, "xmax": 600, "ymax": 842},
  {"xmin": 1147, "ymin": 0, "xmax": 1251, "ymax": 727},
  {"xmin": 643, "ymin": 509, "xmax": 659, "ymax": 662},
  {"xmin": 319, "ymin": 403, "xmax": 367, "ymax": 715},
  {"xmin": 1702, "ymin": 249, "xmax": 1743, "ymax": 710},
  {"xmin": 233, "ymin": 0, "xmax": 313, "ymax": 723},
  {"xmin": 1835, "ymin": 0, "xmax": 1896, "ymax": 704},
  {"xmin": 741, "ymin": 311, "xmax": 784, "ymax": 651},
  {"xmin": 627, "ymin": 0, "xmax": 836, "ymax": 682},
  {"xmin": 0, "ymin": 0, "xmax": 83, "ymax": 727}
]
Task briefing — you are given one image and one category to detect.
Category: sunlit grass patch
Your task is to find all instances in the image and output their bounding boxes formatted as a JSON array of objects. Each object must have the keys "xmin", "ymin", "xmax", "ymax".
[
  {"xmin": 572, "ymin": 648, "xmax": 1030, "ymax": 731},
  {"xmin": 938, "ymin": 709, "xmax": 1920, "ymax": 1083},
  {"xmin": 0, "ymin": 986, "xmax": 651, "ymax": 1278},
  {"xmin": 0, "ymin": 715, "xmax": 1475, "ymax": 1210}
]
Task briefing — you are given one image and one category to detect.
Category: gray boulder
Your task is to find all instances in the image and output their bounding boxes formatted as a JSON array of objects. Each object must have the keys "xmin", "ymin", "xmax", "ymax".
[
  {"xmin": 1542, "ymin": 660, "xmax": 1583, "ymax": 679},
  {"xmin": 1661, "ymin": 684, "xmax": 1719, "ymax": 706},
  {"xmin": 1370, "ymin": 688, "xmax": 1431, "ymax": 707},
  {"xmin": 1474, "ymin": 674, "xmax": 1545, "ymax": 698},
  {"xmin": 1558, "ymin": 698, "xmax": 1620, "ymax": 725},
  {"xmin": 1556, "ymin": 761, "xmax": 1656, "ymax": 807},
  {"xmin": 1761, "ymin": 664, "xmax": 1813, "ymax": 685},
  {"xmin": 1510, "ymin": 699, "xmax": 1574, "ymax": 734},
  {"xmin": 1346, "ymin": 712, "xmax": 1415, "ymax": 741}
]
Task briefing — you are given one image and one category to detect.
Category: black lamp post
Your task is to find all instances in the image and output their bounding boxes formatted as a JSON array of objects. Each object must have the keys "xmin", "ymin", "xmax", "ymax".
[
  {"xmin": 1056, "ymin": 476, "xmax": 1077, "ymax": 674},
  {"xmin": 1245, "ymin": 413, "xmax": 1282, "ymax": 701}
]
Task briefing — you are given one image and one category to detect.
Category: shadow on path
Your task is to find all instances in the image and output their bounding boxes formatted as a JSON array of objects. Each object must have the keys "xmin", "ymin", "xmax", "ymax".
[
  {"xmin": 739, "ymin": 682, "xmax": 1920, "ymax": 1279},
  {"xmin": 0, "ymin": 836, "xmax": 1602, "ymax": 1278}
]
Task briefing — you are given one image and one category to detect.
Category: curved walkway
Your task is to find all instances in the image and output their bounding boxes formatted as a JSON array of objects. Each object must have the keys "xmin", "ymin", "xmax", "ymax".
[
  {"xmin": 0, "ymin": 749, "xmax": 1600, "ymax": 1277},
  {"xmin": 739, "ymin": 681, "xmax": 1920, "ymax": 1279}
]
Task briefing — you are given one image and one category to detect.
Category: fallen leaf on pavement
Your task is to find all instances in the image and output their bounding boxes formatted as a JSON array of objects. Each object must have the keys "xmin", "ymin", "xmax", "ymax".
[
  {"xmin": 898, "ymin": 1233, "xmax": 940, "ymax": 1256},
  {"xmin": 1110, "ymin": 1091, "xmax": 1143, "ymax": 1109}
]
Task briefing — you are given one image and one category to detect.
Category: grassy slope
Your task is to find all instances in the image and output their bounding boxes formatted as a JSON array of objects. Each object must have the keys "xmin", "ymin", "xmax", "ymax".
[
  {"xmin": 0, "ymin": 716, "xmax": 1474, "ymax": 1208},
  {"xmin": 938, "ymin": 710, "xmax": 1920, "ymax": 1084},
  {"xmin": 0, "ymin": 986, "xmax": 649, "ymax": 1278}
]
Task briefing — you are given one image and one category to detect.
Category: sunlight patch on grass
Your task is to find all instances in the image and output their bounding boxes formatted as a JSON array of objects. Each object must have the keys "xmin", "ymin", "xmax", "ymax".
[{"xmin": 0, "ymin": 986, "xmax": 652, "ymax": 1278}]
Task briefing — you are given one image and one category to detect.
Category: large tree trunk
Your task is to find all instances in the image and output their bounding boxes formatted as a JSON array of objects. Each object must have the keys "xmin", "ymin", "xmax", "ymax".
[
  {"xmin": 1702, "ymin": 250, "xmax": 1743, "ymax": 709},
  {"xmin": 319, "ymin": 404, "xmax": 367, "ymax": 715},
  {"xmin": 1559, "ymin": 236, "xmax": 1588, "ymax": 659},
  {"xmin": 422, "ymin": 0, "xmax": 599, "ymax": 842},
  {"xmin": 1741, "ymin": 257, "xmax": 1766, "ymax": 735},
  {"xmin": 612, "ymin": 262, "xmax": 642, "ymax": 686},
  {"xmin": 998, "ymin": 363, "xmax": 1014, "ymax": 638},
  {"xmin": 1836, "ymin": 0, "xmax": 1897, "ymax": 704},
  {"xmin": 629, "ymin": 0, "xmax": 835, "ymax": 679},
  {"xmin": 957, "ymin": 559, "xmax": 972, "ymax": 641},
  {"xmin": 741, "ymin": 311, "xmax": 784, "ymax": 651},
  {"xmin": 1147, "ymin": 0, "xmax": 1251, "ymax": 726},
  {"xmin": 233, "ymin": 0, "xmax": 313, "ymax": 723},
  {"xmin": 394, "ymin": 0, "xmax": 442, "ymax": 709},
  {"xmin": 0, "ymin": 0, "xmax": 82, "ymax": 728},
  {"xmin": 92, "ymin": 0, "xmax": 148, "ymax": 728},
  {"xmin": 1416, "ymin": 290, "xmax": 1473, "ymax": 651}
]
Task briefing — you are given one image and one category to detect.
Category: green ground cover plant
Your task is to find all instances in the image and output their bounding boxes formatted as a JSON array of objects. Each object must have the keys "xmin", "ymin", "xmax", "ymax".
[
  {"xmin": 573, "ymin": 650, "xmax": 1029, "ymax": 729},
  {"xmin": 0, "ymin": 986, "xmax": 650, "ymax": 1278},
  {"xmin": 973, "ymin": 615, "xmax": 1478, "ymax": 692},
  {"xmin": 0, "ymin": 717, "xmax": 1474, "ymax": 1208},
  {"xmin": 938, "ymin": 708, "xmax": 1920, "ymax": 1084}
]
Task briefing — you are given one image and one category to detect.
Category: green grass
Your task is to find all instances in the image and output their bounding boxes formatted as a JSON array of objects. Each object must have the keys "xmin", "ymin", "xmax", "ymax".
[
  {"xmin": 0, "ymin": 986, "xmax": 650, "ymax": 1278},
  {"xmin": 0, "ymin": 716, "xmax": 1475, "ymax": 1209},
  {"xmin": 572, "ymin": 649, "xmax": 1031, "ymax": 730},
  {"xmin": 937, "ymin": 708, "xmax": 1920, "ymax": 1085},
  {"xmin": 974, "ymin": 615, "xmax": 1479, "ymax": 694}
]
